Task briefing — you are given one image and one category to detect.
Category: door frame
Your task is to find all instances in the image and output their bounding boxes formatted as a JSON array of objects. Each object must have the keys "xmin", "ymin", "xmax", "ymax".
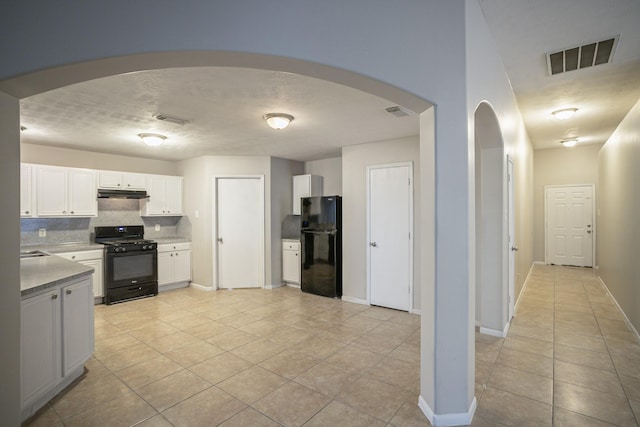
[
  {"xmin": 365, "ymin": 161, "xmax": 414, "ymax": 312},
  {"xmin": 507, "ymin": 156, "xmax": 515, "ymax": 321},
  {"xmin": 544, "ymin": 184, "xmax": 596, "ymax": 267},
  {"xmin": 212, "ymin": 175, "xmax": 265, "ymax": 290}
]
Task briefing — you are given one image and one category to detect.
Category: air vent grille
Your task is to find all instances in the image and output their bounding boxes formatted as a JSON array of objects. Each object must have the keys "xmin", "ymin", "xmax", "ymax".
[
  {"xmin": 154, "ymin": 113, "xmax": 189, "ymax": 125},
  {"xmin": 546, "ymin": 36, "xmax": 617, "ymax": 75},
  {"xmin": 385, "ymin": 106, "xmax": 410, "ymax": 117}
]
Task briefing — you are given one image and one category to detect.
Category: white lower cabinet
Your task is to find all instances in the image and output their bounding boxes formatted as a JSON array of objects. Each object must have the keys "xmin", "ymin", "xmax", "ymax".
[
  {"xmin": 282, "ymin": 240, "xmax": 301, "ymax": 286},
  {"xmin": 57, "ymin": 250, "xmax": 104, "ymax": 298},
  {"xmin": 21, "ymin": 275, "xmax": 94, "ymax": 421},
  {"xmin": 158, "ymin": 242, "xmax": 192, "ymax": 287}
]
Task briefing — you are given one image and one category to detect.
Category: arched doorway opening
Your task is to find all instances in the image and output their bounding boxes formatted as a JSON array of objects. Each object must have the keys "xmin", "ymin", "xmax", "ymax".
[{"xmin": 474, "ymin": 101, "xmax": 509, "ymax": 336}]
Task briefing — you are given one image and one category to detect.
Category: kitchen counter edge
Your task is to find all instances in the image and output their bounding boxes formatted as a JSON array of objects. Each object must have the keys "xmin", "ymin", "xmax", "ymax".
[{"xmin": 21, "ymin": 256, "xmax": 94, "ymax": 297}]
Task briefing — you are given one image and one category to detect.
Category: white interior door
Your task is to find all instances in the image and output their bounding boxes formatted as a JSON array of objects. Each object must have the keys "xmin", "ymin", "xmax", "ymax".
[
  {"xmin": 546, "ymin": 185, "xmax": 594, "ymax": 267},
  {"xmin": 367, "ymin": 163, "xmax": 412, "ymax": 311},
  {"xmin": 215, "ymin": 176, "xmax": 264, "ymax": 288},
  {"xmin": 507, "ymin": 157, "xmax": 515, "ymax": 320}
]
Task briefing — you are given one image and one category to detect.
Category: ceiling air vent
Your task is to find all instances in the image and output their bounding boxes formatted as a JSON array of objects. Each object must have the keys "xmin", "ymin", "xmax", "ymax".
[
  {"xmin": 385, "ymin": 106, "xmax": 410, "ymax": 117},
  {"xmin": 154, "ymin": 113, "xmax": 189, "ymax": 125},
  {"xmin": 546, "ymin": 36, "xmax": 618, "ymax": 75}
]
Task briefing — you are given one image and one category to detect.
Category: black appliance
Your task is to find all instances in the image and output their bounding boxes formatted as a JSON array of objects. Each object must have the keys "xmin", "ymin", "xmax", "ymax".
[
  {"xmin": 94, "ymin": 225, "xmax": 158, "ymax": 304},
  {"xmin": 97, "ymin": 189, "xmax": 149, "ymax": 199},
  {"xmin": 300, "ymin": 196, "xmax": 342, "ymax": 298}
]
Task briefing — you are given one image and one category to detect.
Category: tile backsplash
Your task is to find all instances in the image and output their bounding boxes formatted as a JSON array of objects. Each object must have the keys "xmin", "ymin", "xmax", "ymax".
[{"xmin": 21, "ymin": 199, "xmax": 190, "ymax": 245}]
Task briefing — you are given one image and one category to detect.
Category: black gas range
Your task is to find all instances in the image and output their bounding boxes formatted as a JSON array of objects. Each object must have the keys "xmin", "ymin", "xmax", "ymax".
[{"xmin": 95, "ymin": 226, "xmax": 158, "ymax": 304}]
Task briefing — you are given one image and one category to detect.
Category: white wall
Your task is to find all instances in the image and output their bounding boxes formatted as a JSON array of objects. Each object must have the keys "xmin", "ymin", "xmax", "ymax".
[
  {"xmin": 304, "ymin": 157, "xmax": 342, "ymax": 196},
  {"xmin": 598, "ymin": 99, "xmax": 640, "ymax": 333},
  {"xmin": 342, "ymin": 136, "xmax": 421, "ymax": 310},
  {"xmin": 0, "ymin": 92, "xmax": 20, "ymax": 425},
  {"xmin": 21, "ymin": 143, "xmax": 179, "ymax": 175},
  {"xmin": 533, "ymin": 144, "xmax": 602, "ymax": 262}
]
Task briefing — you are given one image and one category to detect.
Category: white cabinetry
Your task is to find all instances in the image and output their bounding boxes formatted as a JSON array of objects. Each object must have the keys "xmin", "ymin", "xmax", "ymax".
[
  {"xmin": 36, "ymin": 166, "xmax": 97, "ymax": 217},
  {"xmin": 21, "ymin": 275, "xmax": 94, "ymax": 421},
  {"xmin": 98, "ymin": 170, "xmax": 146, "ymax": 190},
  {"xmin": 21, "ymin": 288, "xmax": 61, "ymax": 411},
  {"xmin": 293, "ymin": 174, "xmax": 323, "ymax": 215},
  {"xmin": 57, "ymin": 250, "xmax": 104, "ymax": 298},
  {"xmin": 282, "ymin": 240, "xmax": 301, "ymax": 286},
  {"xmin": 21, "ymin": 164, "xmax": 34, "ymax": 217},
  {"xmin": 141, "ymin": 175, "xmax": 183, "ymax": 216},
  {"xmin": 158, "ymin": 242, "xmax": 191, "ymax": 288}
]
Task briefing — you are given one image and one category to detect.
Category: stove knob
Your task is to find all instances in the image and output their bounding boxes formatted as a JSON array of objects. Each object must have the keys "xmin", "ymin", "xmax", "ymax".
[
  {"xmin": 120, "ymin": 247, "xmax": 126, "ymax": 253},
  {"xmin": 142, "ymin": 245, "xmax": 148, "ymax": 250}
]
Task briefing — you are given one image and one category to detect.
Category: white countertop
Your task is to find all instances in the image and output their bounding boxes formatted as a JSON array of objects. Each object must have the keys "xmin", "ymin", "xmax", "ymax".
[{"xmin": 21, "ymin": 255, "xmax": 94, "ymax": 297}]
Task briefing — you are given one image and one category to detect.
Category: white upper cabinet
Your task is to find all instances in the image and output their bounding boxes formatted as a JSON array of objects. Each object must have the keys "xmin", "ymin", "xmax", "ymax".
[
  {"xmin": 292, "ymin": 174, "xmax": 323, "ymax": 215},
  {"xmin": 21, "ymin": 164, "xmax": 34, "ymax": 217},
  {"xmin": 98, "ymin": 170, "xmax": 146, "ymax": 190},
  {"xmin": 36, "ymin": 166, "xmax": 97, "ymax": 217},
  {"xmin": 141, "ymin": 175, "xmax": 183, "ymax": 216}
]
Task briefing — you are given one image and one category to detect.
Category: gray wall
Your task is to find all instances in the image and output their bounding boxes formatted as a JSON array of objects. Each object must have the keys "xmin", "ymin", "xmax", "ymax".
[
  {"xmin": 0, "ymin": 91, "xmax": 20, "ymax": 426},
  {"xmin": 533, "ymin": 144, "xmax": 602, "ymax": 263},
  {"xmin": 304, "ymin": 157, "xmax": 342, "ymax": 196},
  {"xmin": 598, "ymin": 99, "xmax": 640, "ymax": 333},
  {"xmin": 342, "ymin": 136, "xmax": 421, "ymax": 311}
]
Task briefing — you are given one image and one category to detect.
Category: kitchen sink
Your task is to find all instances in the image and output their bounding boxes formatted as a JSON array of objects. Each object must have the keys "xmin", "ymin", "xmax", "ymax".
[{"xmin": 20, "ymin": 250, "xmax": 50, "ymax": 259}]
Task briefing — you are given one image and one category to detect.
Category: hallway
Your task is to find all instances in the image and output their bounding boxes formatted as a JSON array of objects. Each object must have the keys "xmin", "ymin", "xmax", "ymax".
[{"xmin": 474, "ymin": 264, "xmax": 640, "ymax": 426}]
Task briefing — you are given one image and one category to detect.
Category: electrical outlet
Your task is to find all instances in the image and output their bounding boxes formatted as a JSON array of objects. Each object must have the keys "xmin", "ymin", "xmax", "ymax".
[
  {"xmin": 38, "ymin": 228, "xmax": 46, "ymax": 237},
  {"xmin": 155, "ymin": 224, "xmax": 160, "ymax": 231}
]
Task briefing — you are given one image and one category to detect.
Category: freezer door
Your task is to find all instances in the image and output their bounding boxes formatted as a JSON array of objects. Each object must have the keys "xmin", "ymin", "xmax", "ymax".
[{"xmin": 301, "ymin": 230, "xmax": 341, "ymax": 298}]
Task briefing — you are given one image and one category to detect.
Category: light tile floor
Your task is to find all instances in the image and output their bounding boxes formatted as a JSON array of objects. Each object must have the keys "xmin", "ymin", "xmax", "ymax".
[{"xmin": 24, "ymin": 264, "xmax": 640, "ymax": 426}]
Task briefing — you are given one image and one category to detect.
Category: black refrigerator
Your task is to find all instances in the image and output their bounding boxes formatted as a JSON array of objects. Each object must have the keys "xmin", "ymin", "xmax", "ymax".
[{"xmin": 300, "ymin": 196, "xmax": 342, "ymax": 298}]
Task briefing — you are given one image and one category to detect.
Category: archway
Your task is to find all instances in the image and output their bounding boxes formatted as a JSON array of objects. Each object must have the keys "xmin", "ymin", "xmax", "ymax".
[{"xmin": 474, "ymin": 102, "xmax": 508, "ymax": 336}]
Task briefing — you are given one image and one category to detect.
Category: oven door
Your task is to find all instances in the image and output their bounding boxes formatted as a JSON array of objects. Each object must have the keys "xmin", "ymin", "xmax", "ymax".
[{"xmin": 105, "ymin": 250, "xmax": 158, "ymax": 289}]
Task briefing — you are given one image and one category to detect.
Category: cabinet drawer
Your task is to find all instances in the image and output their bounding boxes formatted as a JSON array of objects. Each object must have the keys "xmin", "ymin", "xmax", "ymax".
[
  {"xmin": 282, "ymin": 241, "xmax": 300, "ymax": 251},
  {"xmin": 56, "ymin": 250, "xmax": 103, "ymax": 262},
  {"xmin": 158, "ymin": 242, "xmax": 191, "ymax": 253}
]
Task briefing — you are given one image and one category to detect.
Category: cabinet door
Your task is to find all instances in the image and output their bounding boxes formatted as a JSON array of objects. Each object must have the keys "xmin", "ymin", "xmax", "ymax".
[
  {"xmin": 98, "ymin": 171, "xmax": 123, "ymax": 189},
  {"xmin": 124, "ymin": 173, "xmax": 146, "ymax": 190},
  {"xmin": 20, "ymin": 164, "xmax": 33, "ymax": 217},
  {"xmin": 21, "ymin": 289, "xmax": 61, "ymax": 404},
  {"xmin": 68, "ymin": 169, "xmax": 97, "ymax": 216},
  {"xmin": 82, "ymin": 259, "xmax": 104, "ymax": 298},
  {"xmin": 165, "ymin": 176, "xmax": 183, "ymax": 215},
  {"xmin": 145, "ymin": 175, "xmax": 168, "ymax": 215},
  {"xmin": 157, "ymin": 251, "xmax": 174, "ymax": 285},
  {"xmin": 36, "ymin": 166, "xmax": 68, "ymax": 216},
  {"xmin": 62, "ymin": 278, "xmax": 94, "ymax": 376},
  {"xmin": 173, "ymin": 249, "xmax": 192, "ymax": 282},
  {"xmin": 282, "ymin": 250, "xmax": 300, "ymax": 284},
  {"xmin": 292, "ymin": 175, "xmax": 310, "ymax": 215}
]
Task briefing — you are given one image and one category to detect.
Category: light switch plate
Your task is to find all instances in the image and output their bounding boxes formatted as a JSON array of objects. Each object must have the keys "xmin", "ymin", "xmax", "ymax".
[
  {"xmin": 38, "ymin": 228, "xmax": 46, "ymax": 237},
  {"xmin": 155, "ymin": 224, "xmax": 160, "ymax": 231}
]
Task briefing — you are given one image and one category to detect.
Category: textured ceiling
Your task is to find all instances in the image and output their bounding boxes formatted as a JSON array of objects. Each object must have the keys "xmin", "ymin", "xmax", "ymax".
[
  {"xmin": 20, "ymin": 67, "xmax": 418, "ymax": 162},
  {"xmin": 479, "ymin": 0, "xmax": 640, "ymax": 150},
  {"xmin": 19, "ymin": 1, "xmax": 640, "ymax": 160}
]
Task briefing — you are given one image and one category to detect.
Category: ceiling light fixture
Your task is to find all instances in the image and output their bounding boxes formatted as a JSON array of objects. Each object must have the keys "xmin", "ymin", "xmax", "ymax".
[
  {"xmin": 263, "ymin": 113, "xmax": 294, "ymax": 130},
  {"xmin": 552, "ymin": 108, "xmax": 578, "ymax": 120},
  {"xmin": 138, "ymin": 133, "xmax": 167, "ymax": 147},
  {"xmin": 560, "ymin": 138, "xmax": 578, "ymax": 147}
]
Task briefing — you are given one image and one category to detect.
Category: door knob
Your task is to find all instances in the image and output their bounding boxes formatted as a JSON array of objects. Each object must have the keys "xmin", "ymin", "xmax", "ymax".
[
  {"xmin": 511, "ymin": 246, "xmax": 519, "ymax": 251},
  {"xmin": 370, "ymin": 242, "xmax": 377, "ymax": 247},
  {"xmin": 587, "ymin": 230, "xmax": 592, "ymax": 234},
  {"xmin": 217, "ymin": 237, "xmax": 224, "ymax": 244}
]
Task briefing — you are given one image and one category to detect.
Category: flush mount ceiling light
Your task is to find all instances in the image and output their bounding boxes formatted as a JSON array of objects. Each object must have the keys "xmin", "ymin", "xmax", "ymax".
[
  {"xmin": 138, "ymin": 133, "xmax": 167, "ymax": 147},
  {"xmin": 263, "ymin": 113, "xmax": 294, "ymax": 130},
  {"xmin": 552, "ymin": 108, "xmax": 578, "ymax": 120},
  {"xmin": 560, "ymin": 138, "xmax": 578, "ymax": 147}
]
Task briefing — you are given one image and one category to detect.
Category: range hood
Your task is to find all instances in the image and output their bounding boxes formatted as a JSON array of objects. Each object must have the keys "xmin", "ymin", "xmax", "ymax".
[{"xmin": 97, "ymin": 189, "xmax": 149, "ymax": 199}]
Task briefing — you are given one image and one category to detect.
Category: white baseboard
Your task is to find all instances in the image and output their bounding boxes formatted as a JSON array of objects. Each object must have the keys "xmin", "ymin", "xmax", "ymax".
[
  {"xmin": 479, "ymin": 326, "xmax": 506, "ymax": 338},
  {"xmin": 341, "ymin": 295, "xmax": 368, "ymax": 305},
  {"xmin": 159, "ymin": 281, "xmax": 190, "ymax": 292},
  {"xmin": 189, "ymin": 282, "xmax": 213, "ymax": 292},
  {"xmin": 513, "ymin": 261, "xmax": 537, "ymax": 315},
  {"xmin": 284, "ymin": 282, "xmax": 301, "ymax": 289},
  {"xmin": 264, "ymin": 282, "xmax": 283, "ymax": 290},
  {"xmin": 411, "ymin": 308, "xmax": 422, "ymax": 316},
  {"xmin": 597, "ymin": 276, "xmax": 640, "ymax": 342},
  {"xmin": 475, "ymin": 320, "xmax": 481, "ymax": 328},
  {"xmin": 418, "ymin": 395, "xmax": 477, "ymax": 426}
]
